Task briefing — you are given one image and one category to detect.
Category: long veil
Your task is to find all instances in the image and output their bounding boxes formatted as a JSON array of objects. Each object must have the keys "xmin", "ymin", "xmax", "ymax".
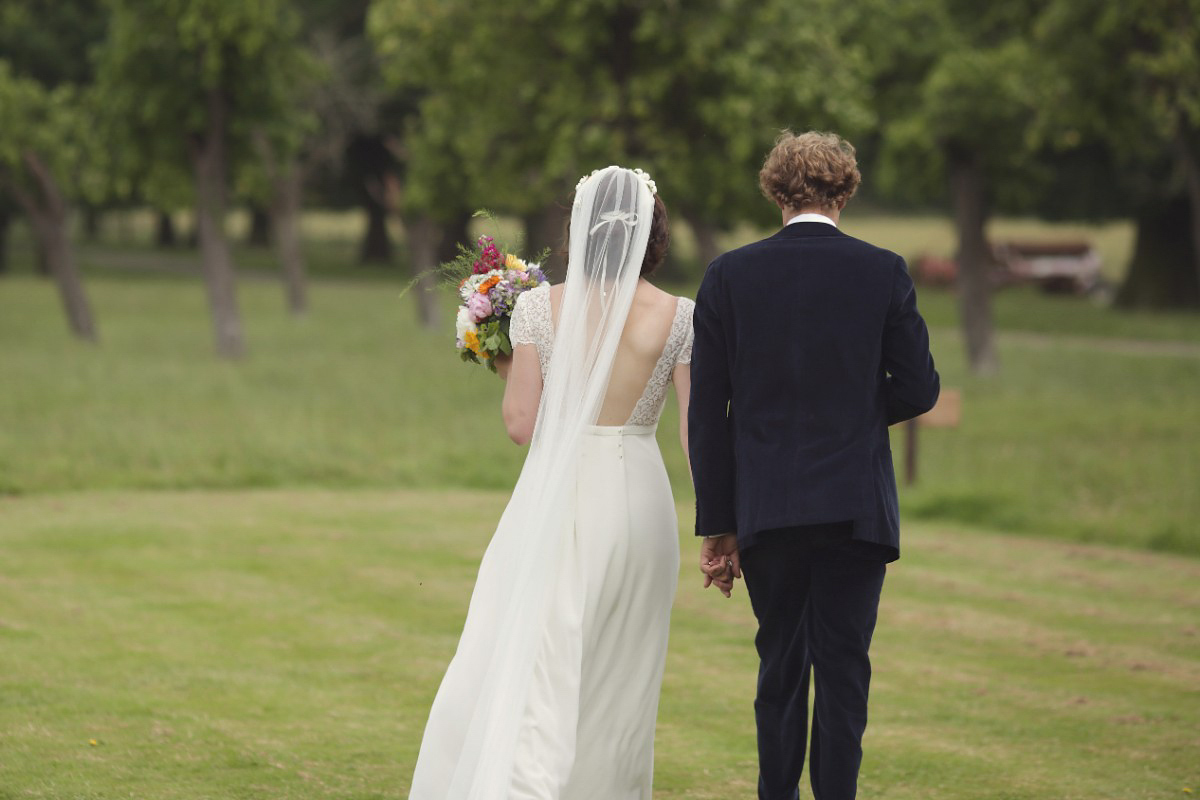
[{"xmin": 410, "ymin": 167, "xmax": 655, "ymax": 799}]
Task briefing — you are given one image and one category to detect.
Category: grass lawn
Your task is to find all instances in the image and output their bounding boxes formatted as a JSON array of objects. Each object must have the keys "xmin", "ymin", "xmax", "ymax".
[
  {"xmin": 1, "ymin": 214, "xmax": 1196, "ymax": 798},
  {"xmin": 1, "ymin": 271, "xmax": 1196, "ymax": 555},
  {"xmin": 0, "ymin": 489, "xmax": 1196, "ymax": 799}
]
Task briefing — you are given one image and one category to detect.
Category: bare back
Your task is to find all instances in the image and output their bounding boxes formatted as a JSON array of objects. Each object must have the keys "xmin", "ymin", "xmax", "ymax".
[{"xmin": 509, "ymin": 281, "xmax": 695, "ymax": 428}]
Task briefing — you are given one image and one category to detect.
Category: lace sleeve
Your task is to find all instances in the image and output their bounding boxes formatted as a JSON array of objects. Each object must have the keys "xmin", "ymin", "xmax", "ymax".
[
  {"xmin": 676, "ymin": 298, "xmax": 695, "ymax": 365},
  {"xmin": 509, "ymin": 287, "xmax": 541, "ymax": 346}
]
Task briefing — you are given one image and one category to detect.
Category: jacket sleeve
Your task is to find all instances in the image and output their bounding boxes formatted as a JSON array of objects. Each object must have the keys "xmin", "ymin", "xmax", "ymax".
[
  {"xmin": 882, "ymin": 257, "xmax": 940, "ymax": 425},
  {"xmin": 688, "ymin": 263, "xmax": 738, "ymax": 536}
]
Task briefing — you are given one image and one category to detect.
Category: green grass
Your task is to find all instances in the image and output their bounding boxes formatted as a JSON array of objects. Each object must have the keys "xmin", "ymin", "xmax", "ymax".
[
  {"xmin": 1, "ymin": 215, "xmax": 1197, "ymax": 798},
  {"xmin": 2, "ymin": 268, "xmax": 1197, "ymax": 555},
  {"xmin": 0, "ymin": 490, "xmax": 1195, "ymax": 799}
]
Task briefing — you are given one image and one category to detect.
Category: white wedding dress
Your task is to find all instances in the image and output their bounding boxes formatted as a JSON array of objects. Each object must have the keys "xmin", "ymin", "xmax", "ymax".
[{"xmin": 408, "ymin": 168, "xmax": 694, "ymax": 800}]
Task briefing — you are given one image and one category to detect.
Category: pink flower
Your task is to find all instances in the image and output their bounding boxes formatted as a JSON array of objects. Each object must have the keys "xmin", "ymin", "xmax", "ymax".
[{"xmin": 467, "ymin": 292, "xmax": 493, "ymax": 322}]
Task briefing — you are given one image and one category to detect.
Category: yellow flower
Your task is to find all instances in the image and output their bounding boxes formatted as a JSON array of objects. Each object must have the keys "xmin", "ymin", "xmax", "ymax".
[
  {"xmin": 460, "ymin": 331, "xmax": 484, "ymax": 357},
  {"xmin": 88, "ymin": 739, "xmax": 98, "ymax": 746},
  {"xmin": 505, "ymin": 253, "xmax": 520, "ymax": 269}
]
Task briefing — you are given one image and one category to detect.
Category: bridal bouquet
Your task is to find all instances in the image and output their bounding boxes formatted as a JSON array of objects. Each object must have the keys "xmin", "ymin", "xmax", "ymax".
[{"xmin": 447, "ymin": 234, "xmax": 548, "ymax": 371}]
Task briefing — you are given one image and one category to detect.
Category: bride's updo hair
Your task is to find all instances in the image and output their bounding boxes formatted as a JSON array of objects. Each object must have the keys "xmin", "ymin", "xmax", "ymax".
[{"xmin": 641, "ymin": 194, "xmax": 670, "ymax": 278}]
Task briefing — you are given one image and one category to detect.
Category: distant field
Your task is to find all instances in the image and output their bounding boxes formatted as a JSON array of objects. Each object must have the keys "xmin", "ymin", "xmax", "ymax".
[
  {"xmin": 0, "ymin": 490, "xmax": 1195, "ymax": 799},
  {"xmin": 3, "ymin": 207, "xmax": 1136, "ymax": 282},
  {"xmin": 1, "ymin": 267, "xmax": 1196, "ymax": 555}
]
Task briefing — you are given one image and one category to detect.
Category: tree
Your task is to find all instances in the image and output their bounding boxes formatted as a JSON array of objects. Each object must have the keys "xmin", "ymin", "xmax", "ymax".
[
  {"xmin": 0, "ymin": 0, "xmax": 108, "ymax": 335},
  {"xmin": 369, "ymin": 0, "xmax": 874, "ymax": 285},
  {"xmin": 97, "ymin": 0, "xmax": 311, "ymax": 357},
  {"xmin": 1036, "ymin": 0, "xmax": 1200, "ymax": 309},
  {"xmin": 0, "ymin": 62, "xmax": 99, "ymax": 341},
  {"xmin": 871, "ymin": 1, "xmax": 1045, "ymax": 375}
]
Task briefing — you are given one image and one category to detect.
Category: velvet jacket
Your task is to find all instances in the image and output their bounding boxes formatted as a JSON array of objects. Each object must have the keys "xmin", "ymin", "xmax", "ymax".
[{"xmin": 688, "ymin": 222, "xmax": 940, "ymax": 560}]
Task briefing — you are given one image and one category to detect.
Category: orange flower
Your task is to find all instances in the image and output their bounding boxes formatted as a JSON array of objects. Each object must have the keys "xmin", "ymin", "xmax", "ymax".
[{"xmin": 477, "ymin": 275, "xmax": 501, "ymax": 295}]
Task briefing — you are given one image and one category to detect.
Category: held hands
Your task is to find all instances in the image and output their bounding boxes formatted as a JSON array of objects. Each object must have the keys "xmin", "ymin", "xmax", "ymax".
[{"xmin": 700, "ymin": 534, "xmax": 742, "ymax": 598}]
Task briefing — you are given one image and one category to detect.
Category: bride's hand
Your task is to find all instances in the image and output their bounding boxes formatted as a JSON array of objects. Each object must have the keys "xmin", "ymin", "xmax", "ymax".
[
  {"xmin": 493, "ymin": 354, "xmax": 513, "ymax": 380},
  {"xmin": 700, "ymin": 534, "xmax": 741, "ymax": 598}
]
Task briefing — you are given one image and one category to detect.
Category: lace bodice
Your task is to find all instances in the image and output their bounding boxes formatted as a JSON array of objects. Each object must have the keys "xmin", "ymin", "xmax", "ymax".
[{"xmin": 510, "ymin": 284, "xmax": 694, "ymax": 426}]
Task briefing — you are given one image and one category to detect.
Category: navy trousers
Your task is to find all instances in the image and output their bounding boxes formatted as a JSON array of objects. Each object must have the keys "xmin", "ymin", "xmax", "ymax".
[{"xmin": 741, "ymin": 526, "xmax": 887, "ymax": 800}]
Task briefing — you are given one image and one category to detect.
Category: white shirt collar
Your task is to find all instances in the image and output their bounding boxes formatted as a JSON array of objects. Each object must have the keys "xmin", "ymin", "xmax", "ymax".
[{"xmin": 786, "ymin": 212, "xmax": 838, "ymax": 228}]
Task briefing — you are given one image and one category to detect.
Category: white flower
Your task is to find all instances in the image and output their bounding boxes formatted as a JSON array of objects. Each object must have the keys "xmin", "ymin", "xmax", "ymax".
[
  {"xmin": 631, "ymin": 167, "xmax": 657, "ymax": 196},
  {"xmin": 574, "ymin": 165, "xmax": 657, "ymax": 196},
  {"xmin": 455, "ymin": 306, "xmax": 478, "ymax": 340}
]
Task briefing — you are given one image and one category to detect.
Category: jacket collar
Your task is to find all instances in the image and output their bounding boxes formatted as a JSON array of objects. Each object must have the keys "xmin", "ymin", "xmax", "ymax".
[{"xmin": 769, "ymin": 221, "xmax": 848, "ymax": 240}]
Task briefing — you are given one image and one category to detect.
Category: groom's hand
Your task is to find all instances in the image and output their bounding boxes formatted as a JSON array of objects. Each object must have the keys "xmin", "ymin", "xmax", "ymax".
[{"xmin": 700, "ymin": 534, "xmax": 741, "ymax": 598}]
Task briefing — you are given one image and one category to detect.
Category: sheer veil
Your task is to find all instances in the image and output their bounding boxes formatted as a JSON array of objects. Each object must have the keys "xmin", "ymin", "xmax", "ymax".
[{"xmin": 409, "ymin": 167, "xmax": 655, "ymax": 799}]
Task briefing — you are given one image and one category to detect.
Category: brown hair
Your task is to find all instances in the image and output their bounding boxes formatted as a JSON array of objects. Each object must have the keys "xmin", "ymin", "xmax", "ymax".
[
  {"xmin": 641, "ymin": 193, "xmax": 670, "ymax": 277},
  {"xmin": 758, "ymin": 130, "xmax": 861, "ymax": 213}
]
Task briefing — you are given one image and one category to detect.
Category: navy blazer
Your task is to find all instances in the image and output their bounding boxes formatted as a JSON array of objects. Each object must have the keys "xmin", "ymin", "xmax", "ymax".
[{"xmin": 688, "ymin": 222, "xmax": 940, "ymax": 561}]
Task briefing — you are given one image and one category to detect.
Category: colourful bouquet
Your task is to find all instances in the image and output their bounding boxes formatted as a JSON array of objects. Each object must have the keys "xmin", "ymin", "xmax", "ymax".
[{"xmin": 449, "ymin": 235, "xmax": 548, "ymax": 371}]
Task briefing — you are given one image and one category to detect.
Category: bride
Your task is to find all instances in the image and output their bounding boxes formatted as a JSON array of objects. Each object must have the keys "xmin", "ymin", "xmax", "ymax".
[{"xmin": 409, "ymin": 166, "xmax": 702, "ymax": 799}]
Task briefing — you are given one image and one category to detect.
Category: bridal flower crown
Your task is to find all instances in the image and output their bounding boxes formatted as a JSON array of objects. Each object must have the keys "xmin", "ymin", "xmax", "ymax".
[{"xmin": 575, "ymin": 166, "xmax": 657, "ymax": 196}]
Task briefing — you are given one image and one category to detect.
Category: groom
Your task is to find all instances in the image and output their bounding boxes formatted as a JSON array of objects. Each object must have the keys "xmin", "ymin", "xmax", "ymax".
[{"xmin": 689, "ymin": 131, "xmax": 940, "ymax": 800}]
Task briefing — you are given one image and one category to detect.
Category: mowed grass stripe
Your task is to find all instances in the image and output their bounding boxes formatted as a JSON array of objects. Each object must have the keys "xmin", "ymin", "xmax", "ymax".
[{"xmin": 0, "ymin": 490, "xmax": 1195, "ymax": 799}]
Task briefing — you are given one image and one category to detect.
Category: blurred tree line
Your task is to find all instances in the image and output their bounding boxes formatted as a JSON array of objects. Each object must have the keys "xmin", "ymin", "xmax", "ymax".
[{"xmin": 0, "ymin": 0, "xmax": 1197, "ymax": 368}]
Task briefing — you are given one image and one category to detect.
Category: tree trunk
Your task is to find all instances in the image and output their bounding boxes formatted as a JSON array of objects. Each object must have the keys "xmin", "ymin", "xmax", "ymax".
[
  {"xmin": 403, "ymin": 214, "xmax": 444, "ymax": 329},
  {"xmin": 948, "ymin": 148, "xmax": 1000, "ymax": 376},
  {"xmin": 1117, "ymin": 194, "xmax": 1200, "ymax": 309},
  {"xmin": 674, "ymin": 213, "xmax": 722, "ymax": 282},
  {"xmin": 155, "ymin": 210, "xmax": 178, "ymax": 248},
  {"xmin": 690, "ymin": 217, "xmax": 722, "ymax": 270},
  {"xmin": 82, "ymin": 206, "xmax": 102, "ymax": 241},
  {"xmin": 360, "ymin": 192, "xmax": 393, "ymax": 264},
  {"xmin": 14, "ymin": 152, "xmax": 98, "ymax": 341},
  {"xmin": 437, "ymin": 211, "xmax": 472, "ymax": 264},
  {"xmin": 269, "ymin": 166, "xmax": 309, "ymax": 316},
  {"xmin": 0, "ymin": 205, "xmax": 10, "ymax": 274},
  {"xmin": 34, "ymin": 237, "xmax": 50, "ymax": 276},
  {"xmin": 246, "ymin": 204, "xmax": 271, "ymax": 247},
  {"xmin": 1173, "ymin": 126, "xmax": 1200, "ymax": 301},
  {"xmin": 191, "ymin": 89, "xmax": 246, "ymax": 359},
  {"xmin": 522, "ymin": 202, "xmax": 571, "ymax": 280}
]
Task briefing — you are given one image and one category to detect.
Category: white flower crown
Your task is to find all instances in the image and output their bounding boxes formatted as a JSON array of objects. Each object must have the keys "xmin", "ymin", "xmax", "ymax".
[{"xmin": 575, "ymin": 166, "xmax": 658, "ymax": 196}]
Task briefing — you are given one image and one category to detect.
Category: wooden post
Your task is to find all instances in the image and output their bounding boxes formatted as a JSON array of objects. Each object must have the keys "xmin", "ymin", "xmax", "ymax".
[{"xmin": 901, "ymin": 388, "xmax": 962, "ymax": 487}]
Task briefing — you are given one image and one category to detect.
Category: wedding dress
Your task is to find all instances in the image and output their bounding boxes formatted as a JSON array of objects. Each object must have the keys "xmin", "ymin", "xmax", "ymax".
[{"xmin": 409, "ymin": 167, "xmax": 693, "ymax": 799}]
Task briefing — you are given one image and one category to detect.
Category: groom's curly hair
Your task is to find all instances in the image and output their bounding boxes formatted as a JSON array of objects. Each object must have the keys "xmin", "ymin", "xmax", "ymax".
[{"xmin": 759, "ymin": 131, "xmax": 861, "ymax": 213}]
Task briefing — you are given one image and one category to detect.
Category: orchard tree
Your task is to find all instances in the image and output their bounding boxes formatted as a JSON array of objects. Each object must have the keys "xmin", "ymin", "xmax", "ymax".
[
  {"xmin": 872, "ymin": 1, "xmax": 1045, "ymax": 376},
  {"xmin": 97, "ymin": 0, "xmax": 311, "ymax": 357},
  {"xmin": 0, "ymin": 0, "xmax": 108, "ymax": 336},
  {"xmin": 369, "ymin": 0, "xmax": 874, "ymax": 286},
  {"xmin": 1036, "ymin": 0, "xmax": 1200, "ymax": 309},
  {"xmin": 637, "ymin": 0, "xmax": 874, "ymax": 267},
  {"xmin": 242, "ymin": 0, "xmax": 392, "ymax": 316},
  {"xmin": 0, "ymin": 63, "xmax": 100, "ymax": 340}
]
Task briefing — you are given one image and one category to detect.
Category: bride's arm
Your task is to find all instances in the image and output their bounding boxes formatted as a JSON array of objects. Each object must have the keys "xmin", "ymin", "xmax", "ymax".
[
  {"xmin": 673, "ymin": 363, "xmax": 691, "ymax": 475},
  {"xmin": 501, "ymin": 344, "xmax": 543, "ymax": 445}
]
